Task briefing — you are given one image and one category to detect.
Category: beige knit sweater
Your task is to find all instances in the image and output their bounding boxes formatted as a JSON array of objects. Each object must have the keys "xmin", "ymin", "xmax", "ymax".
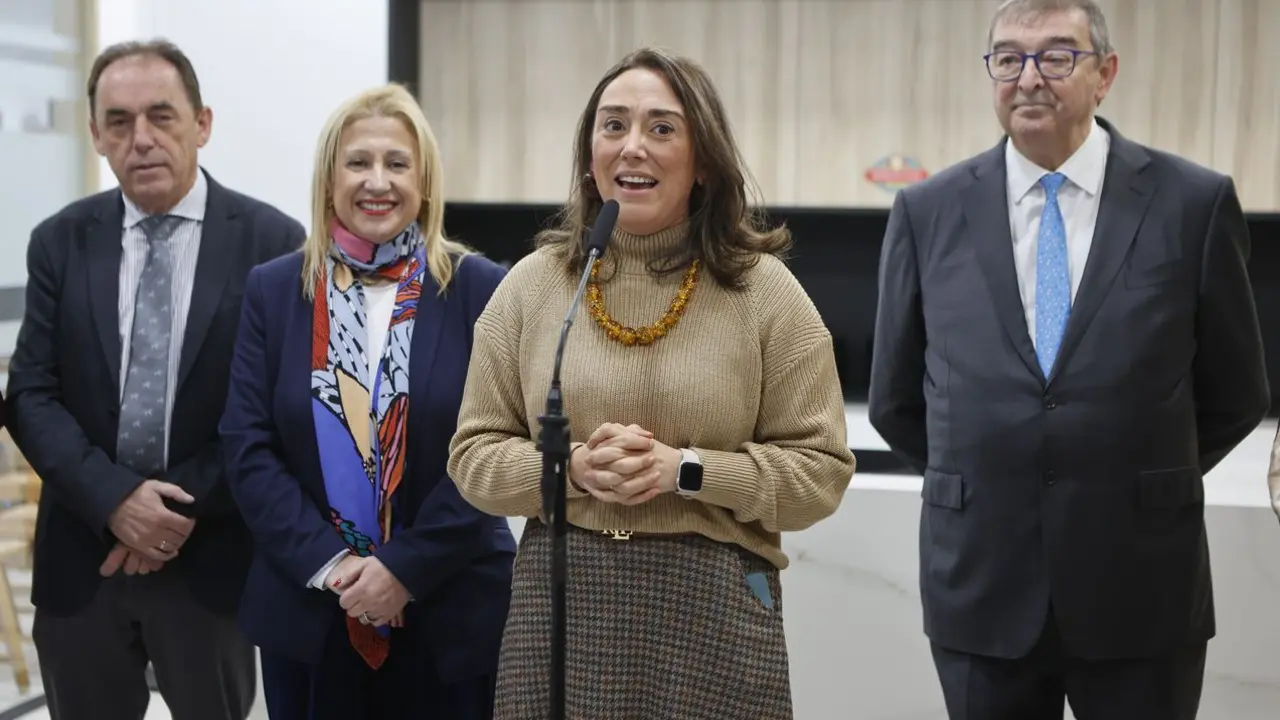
[{"xmin": 447, "ymin": 223, "xmax": 855, "ymax": 568}]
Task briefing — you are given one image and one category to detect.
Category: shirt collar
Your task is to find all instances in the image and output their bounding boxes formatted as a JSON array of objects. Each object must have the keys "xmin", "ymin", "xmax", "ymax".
[
  {"xmin": 122, "ymin": 168, "xmax": 208, "ymax": 229},
  {"xmin": 1005, "ymin": 117, "xmax": 1110, "ymax": 204}
]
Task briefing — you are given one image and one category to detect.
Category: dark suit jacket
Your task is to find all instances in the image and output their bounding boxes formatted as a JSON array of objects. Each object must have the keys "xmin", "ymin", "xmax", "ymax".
[
  {"xmin": 5, "ymin": 169, "xmax": 304, "ymax": 618},
  {"xmin": 868, "ymin": 118, "xmax": 1269, "ymax": 661},
  {"xmin": 218, "ymin": 249, "xmax": 516, "ymax": 683}
]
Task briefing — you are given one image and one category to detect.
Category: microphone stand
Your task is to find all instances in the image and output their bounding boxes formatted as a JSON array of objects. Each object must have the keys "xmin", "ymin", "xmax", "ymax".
[{"xmin": 537, "ymin": 246, "xmax": 602, "ymax": 720}]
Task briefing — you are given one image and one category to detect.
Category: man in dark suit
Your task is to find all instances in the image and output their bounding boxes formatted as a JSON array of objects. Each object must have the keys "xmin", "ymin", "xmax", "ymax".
[
  {"xmin": 6, "ymin": 40, "xmax": 302, "ymax": 720},
  {"xmin": 868, "ymin": 1, "xmax": 1269, "ymax": 718}
]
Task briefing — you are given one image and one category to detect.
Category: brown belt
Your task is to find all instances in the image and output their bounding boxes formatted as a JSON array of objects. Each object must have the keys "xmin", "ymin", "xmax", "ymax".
[
  {"xmin": 578, "ymin": 527, "xmax": 690, "ymax": 542},
  {"xmin": 543, "ymin": 519, "xmax": 698, "ymax": 542}
]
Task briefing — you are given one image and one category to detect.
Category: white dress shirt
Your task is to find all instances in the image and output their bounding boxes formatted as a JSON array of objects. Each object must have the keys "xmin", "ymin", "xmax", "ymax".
[
  {"xmin": 118, "ymin": 170, "xmax": 207, "ymax": 467},
  {"xmin": 1005, "ymin": 117, "xmax": 1111, "ymax": 348}
]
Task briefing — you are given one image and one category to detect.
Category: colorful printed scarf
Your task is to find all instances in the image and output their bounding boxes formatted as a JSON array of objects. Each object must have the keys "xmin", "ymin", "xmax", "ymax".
[{"xmin": 311, "ymin": 219, "xmax": 425, "ymax": 669}]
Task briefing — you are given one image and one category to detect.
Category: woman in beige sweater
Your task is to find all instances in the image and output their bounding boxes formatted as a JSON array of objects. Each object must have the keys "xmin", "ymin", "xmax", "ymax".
[{"xmin": 448, "ymin": 47, "xmax": 855, "ymax": 719}]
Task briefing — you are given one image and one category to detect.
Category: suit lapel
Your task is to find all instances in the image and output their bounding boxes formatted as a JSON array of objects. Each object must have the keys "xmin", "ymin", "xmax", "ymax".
[
  {"xmin": 1048, "ymin": 127, "xmax": 1154, "ymax": 384},
  {"xmin": 963, "ymin": 145, "xmax": 1045, "ymax": 383},
  {"xmin": 282, "ymin": 286, "xmax": 327, "ymax": 501},
  {"xmin": 177, "ymin": 174, "xmax": 236, "ymax": 390},
  {"xmin": 408, "ymin": 273, "xmax": 447, "ymax": 433},
  {"xmin": 88, "ymin": 194, "xmax": 125, "ymax": 394}
]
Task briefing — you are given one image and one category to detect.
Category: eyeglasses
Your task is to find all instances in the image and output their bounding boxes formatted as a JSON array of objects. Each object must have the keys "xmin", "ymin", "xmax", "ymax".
[{"xmin": 984, "ymin": 49, "xmax": 1097, "ymax": 81}]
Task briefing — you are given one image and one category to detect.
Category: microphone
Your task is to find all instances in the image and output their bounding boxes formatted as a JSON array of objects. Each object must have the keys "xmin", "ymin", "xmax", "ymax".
[
  {"xmin": 582, "ymin": 198, "xmax": 619, "ymax": 258},
  {"xmin": 549, "ymin": 199, "xmax": 619, "ymax": 396},
  {"xmin": 537, "ymin": 199, "xmax": 619, "ymax": 720}
]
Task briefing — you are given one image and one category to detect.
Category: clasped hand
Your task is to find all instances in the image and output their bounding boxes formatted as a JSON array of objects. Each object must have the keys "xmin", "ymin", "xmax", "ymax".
[
  {"xmin": 569, "ymin": 423, "xmax": 682, "ymax": 505},
  {"xmin": 99, "ymin": 479, "xmax": 196, "ymax": 577},
  {"xmin": 325, "ymin": 554, "xmax": 411, "ymax": 629}
]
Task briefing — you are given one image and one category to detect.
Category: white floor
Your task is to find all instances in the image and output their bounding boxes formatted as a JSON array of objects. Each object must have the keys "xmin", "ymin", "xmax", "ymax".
[{"xmin": 0, "ymin": 403, "xmax": 1276, "ymax": 719}]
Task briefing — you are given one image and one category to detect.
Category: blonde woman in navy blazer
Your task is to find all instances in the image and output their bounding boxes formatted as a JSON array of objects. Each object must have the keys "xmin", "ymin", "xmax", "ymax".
[{"xmin": 219, "ymin": 84, "xmax": 513, "ymax": 719}]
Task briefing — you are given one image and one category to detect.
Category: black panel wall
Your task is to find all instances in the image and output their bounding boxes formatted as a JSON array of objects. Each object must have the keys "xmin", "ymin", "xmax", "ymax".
[{"xmin": 441, "ymin": 204, "xmax": 1280, "ymax": 415}]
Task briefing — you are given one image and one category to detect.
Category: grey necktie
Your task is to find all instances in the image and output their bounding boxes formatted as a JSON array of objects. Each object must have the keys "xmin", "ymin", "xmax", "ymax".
[{"xmin": 117, "ymin": 215, "xmax": 181, "ymax": 477}]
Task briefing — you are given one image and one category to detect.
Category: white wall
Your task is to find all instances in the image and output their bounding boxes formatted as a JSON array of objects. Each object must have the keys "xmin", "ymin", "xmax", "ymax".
[
  {"xmin": 95, "ymin": 0, "xmax": 389, "ymax": 229},
  {"xmin": 0, "ymin": 0, "xmax": 87, "ymax": 355},
  {"xmin": 0, "ymin": 19, "xmax": 81, "ymax": 288}
]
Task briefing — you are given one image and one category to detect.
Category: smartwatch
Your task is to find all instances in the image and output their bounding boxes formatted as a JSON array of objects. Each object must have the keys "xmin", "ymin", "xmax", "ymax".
[{"xmin": 675, "ymin": 448, "xmax": 703, "ymax": 496}]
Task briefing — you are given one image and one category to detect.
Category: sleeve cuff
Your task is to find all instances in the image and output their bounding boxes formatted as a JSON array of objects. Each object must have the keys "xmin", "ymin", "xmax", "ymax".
[
  {"xmin": 688, "ymin": 447, "xmax": 761, "ymax": 511},
  {"xmin": 307, "ymin": 549, "xmax": 349, "ymax": 590},
  {"xmin": 88, "ymin": 470, "xmax": 146, "ymax": 537}
]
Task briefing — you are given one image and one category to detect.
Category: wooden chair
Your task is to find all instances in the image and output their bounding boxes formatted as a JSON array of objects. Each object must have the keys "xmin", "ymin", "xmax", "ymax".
[
  {"xmin": 0, "ymin": 411, "xmax": 42, "ymax": 693},
  {"xmin": 0, "ymin": 470, "xmax": 41, "ymax": 694},
  {"xmin": 0, "ymin": 539, "xmax": 28, "ymax": 693}
]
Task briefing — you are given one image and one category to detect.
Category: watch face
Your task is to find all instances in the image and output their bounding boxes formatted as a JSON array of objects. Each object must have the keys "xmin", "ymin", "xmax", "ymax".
[{"xmin": 678, "ymin": 461, "xmax": 704, "ymax": 493}]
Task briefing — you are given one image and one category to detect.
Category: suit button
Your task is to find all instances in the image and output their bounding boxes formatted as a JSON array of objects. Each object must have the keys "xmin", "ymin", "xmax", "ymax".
[
  {"xmin": 1043, "ymin": 394, "xmax": 1057, "ymax": 409},
  {"xmin": 1044, "ymin": 471, "xmax": 1056, "ymax": 486}
]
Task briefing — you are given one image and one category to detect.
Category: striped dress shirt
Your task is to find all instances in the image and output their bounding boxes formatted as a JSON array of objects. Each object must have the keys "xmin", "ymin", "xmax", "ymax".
[{"xmin": 117, "ymin": 170, "xmax": 207, "ymax": 469}]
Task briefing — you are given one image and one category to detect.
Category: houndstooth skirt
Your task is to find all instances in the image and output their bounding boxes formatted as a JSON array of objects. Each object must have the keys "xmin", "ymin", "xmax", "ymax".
[{"xmin": 494, "ymin": 520, "xmax": 793, "ymax": 720}]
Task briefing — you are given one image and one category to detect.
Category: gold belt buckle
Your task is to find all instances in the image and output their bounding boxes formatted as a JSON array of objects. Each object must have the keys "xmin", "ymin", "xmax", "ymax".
[{"xmin": 602, "ymin": 529, "xmax": 633, "ymax": 541}]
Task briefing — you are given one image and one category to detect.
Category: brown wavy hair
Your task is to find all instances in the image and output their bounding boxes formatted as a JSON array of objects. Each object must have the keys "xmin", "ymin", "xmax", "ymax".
[{"xmin": 534, "ymin": 47, "xmax": 790, "ymax": 289}]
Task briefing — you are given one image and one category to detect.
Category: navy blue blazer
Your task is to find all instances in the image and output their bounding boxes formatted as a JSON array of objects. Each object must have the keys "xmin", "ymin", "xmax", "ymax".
[{"xmin": 218, "ymin": 249, "xmax": 516, "ymax": 682}]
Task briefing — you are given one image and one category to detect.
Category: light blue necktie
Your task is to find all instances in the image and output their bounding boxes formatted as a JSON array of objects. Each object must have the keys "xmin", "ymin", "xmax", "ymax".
[{"xmin": 1034, "ymin": 173, "xmax": 1070, "ymax": 376}]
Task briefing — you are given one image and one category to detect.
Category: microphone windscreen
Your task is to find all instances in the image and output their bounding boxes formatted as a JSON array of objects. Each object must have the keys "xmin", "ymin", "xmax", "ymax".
[{"xmin": 585, "ymin": 200, "xmax": 620, "ymax": 258}]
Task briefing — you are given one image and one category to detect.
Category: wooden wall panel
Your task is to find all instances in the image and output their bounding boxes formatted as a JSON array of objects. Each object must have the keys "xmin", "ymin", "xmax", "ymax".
[
  {"xmin": 417, "ymin": 0, "xmax": 1280, "ymax": 211},
  {"xmin": 1213, "ymin": 0, "xmax": 1280, "ymax": 212},
  {"xmin": 781, "ymin": 0, "xmax": 1000, "ymax": 206},
  {"xmin": 1094, "ymin": 0, "xmax": 1219, "ymax": 171}
]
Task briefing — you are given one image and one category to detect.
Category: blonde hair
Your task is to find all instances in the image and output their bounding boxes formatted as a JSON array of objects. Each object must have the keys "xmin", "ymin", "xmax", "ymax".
[{"xmin": 302, "ymin": 83, "xmax": 471, "ymax": 299}]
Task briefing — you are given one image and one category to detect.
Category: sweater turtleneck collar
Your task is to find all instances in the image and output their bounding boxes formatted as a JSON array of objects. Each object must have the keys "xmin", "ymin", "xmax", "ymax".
[{"xmin": 606, "ymin": 220, "xmax": 691, "ymax": 275}]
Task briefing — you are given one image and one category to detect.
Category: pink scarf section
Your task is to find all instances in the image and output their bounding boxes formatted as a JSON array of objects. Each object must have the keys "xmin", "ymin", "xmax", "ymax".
[{"xmin": 331, "ymin": 218, "xmax": 378, "ymax": 265}]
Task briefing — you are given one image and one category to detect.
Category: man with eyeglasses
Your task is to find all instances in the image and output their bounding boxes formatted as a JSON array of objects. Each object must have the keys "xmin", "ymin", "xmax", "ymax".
[{"xmin": 869, "ymin": 1, "xmax": 1268, "ymax": 718}]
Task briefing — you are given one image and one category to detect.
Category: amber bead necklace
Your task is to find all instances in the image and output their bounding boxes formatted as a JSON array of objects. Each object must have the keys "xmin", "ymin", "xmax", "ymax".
[{"xmin": 584, "ymin": 258, "xmax": 701, "ymax": 346}]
